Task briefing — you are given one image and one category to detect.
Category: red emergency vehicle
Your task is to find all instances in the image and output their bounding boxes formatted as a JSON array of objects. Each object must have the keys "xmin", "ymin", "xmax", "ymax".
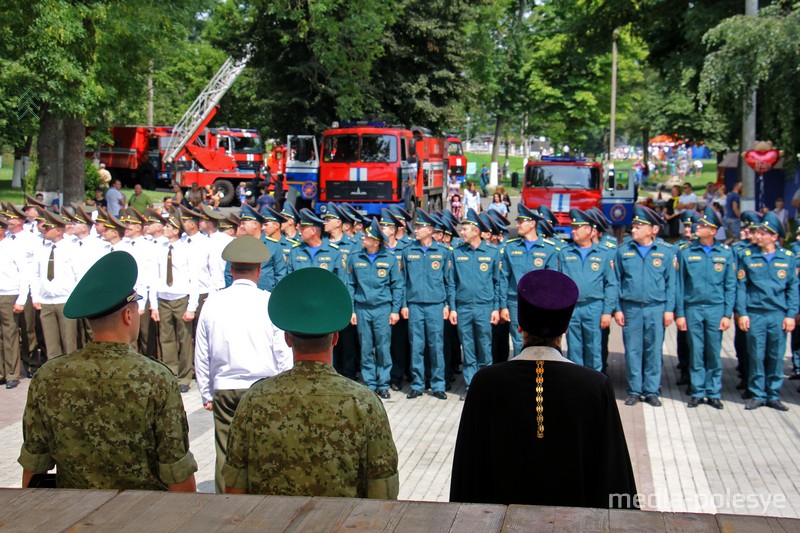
[
  {"xmin": 446, "ymin": 136, "xmax": 467, "ymax": 182},
  {"xmin": 88, "ymin": 126, "xmax": 173, "ymax": 188},
  {"xmin": 522, "ymin": 156, "xmax": 603, "ymax": 233},
  {"xmin": 318, "ymin": 122, "xmax": 447, "ymax": 217}
]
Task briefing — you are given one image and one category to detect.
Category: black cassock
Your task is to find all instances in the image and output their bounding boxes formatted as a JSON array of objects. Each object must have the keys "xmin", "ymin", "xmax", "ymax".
[{"xmin": 450, "ymin": 349, "xmax": 638, "ymax": 508}]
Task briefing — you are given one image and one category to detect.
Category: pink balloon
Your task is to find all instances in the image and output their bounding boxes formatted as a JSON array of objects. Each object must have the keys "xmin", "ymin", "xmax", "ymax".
[{"xmin": 744, "ymin": 149, "xmax": 780, "ymax": 173}]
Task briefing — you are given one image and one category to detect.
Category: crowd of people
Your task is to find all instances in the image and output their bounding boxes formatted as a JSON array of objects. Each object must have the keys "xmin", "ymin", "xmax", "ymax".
[{"xmin": 3, "ymin": 181, "xmax": 797, "ymax": 505}]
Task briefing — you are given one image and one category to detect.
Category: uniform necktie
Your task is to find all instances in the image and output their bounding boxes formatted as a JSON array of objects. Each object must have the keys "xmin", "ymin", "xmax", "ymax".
[
  {"xmin": 47, "ymin": 246, "xmax": 55, "ymax": 281},
  {"xmin": 167, "ymin": 244, "xmax": 174, "ymax": 287}
]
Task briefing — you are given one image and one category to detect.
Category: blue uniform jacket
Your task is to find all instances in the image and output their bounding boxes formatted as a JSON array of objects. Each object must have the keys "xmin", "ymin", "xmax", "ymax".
[
  {"xmin": 401, "ymin": 241, "xmax": 454, "ymax": 306},
  {"xmin": 558, "ymin": 243, "xmax": 618, "ymax": 315},
  {"xmin": 615, "ymin": 239, "xmax": 676, "ymax": 310},
  {"xmin": 498, "ymin": 237, "xmax": 560, "ymax": 309},
  {"xmin": 451, "ymin": 240, "xmax": 502, "ymax": 311},
  {"xmin": 224, "ymin": 234, "xmax": 286, "ymax": 291},
  {"xmin": 735, "ymin": 246, "xmax": 799, "ymax": 318},
  {"xmin": 675, "ymin": 240, "xmax": 736, "ymax": 318},
  {"xmin": 287, "ymin": 240, "xmax": 346, "ymax": 280},
  {"xmin": 346, "ymin": 248, "xmax": 404, "ymax": 313}
]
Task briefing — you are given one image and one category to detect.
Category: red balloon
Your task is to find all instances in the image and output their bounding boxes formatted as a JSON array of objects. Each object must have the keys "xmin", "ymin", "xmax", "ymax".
[{"xmin": 744, "ymin": 149, "xmax": 780, "ymax": 173}]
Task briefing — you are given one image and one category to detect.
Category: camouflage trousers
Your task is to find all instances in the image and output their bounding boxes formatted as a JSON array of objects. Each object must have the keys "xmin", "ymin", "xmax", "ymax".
[{"xmin": 213, "ymin": 388, "xmax": 248, "ymax": 494}]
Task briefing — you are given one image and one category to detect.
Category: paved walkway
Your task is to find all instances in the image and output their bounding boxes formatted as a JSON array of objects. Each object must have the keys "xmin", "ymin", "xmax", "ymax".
[{"xmin": 2, "ymin": 324, "xmax": 800, "ymax": 518}]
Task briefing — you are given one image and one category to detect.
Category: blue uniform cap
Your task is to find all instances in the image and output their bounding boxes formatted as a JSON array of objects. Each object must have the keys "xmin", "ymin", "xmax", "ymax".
[
  {"xmin": 340, "ymin": 203, "xmax": 364, "ymax": 225},
  {"xmin": 463, "ymin": 208, "xmax": 488, "ymax": 232},
  {"xmin": 379, "ymin": 208, "xmax": 402, "ymax": 227},
  {"xmin": 240, "ymin": 204, "xmax": 266, "ymax": 223},
  {"xmin": 479, "ymin": 212, "xmax": 503, "ymax": 235},
  {"xmin": 431, "ymin": 213, "xmax": 447, "ymax": 233},
  {"xmin": 517, "ymin": 204, "xmax": 544, "ymax": 222},
  {"xmin": 322, "ymin": 202, "xmax": 343, "ymax": 220},
  {"xmin": 587, "ymin": 207, "xmax": 612, "ymax": 234},
  {"xmin": 517, "ymin": 270, "xmax": 578, "ymax": 338},
  {"xmin": 486, "ymin": 208, "xmax": 510, "ymax": 228},
  {"xmin": 389, "ymin": 205, "xmax": 412, "ymax": 222},
  {"xmin": 760, "ymin": 211, "xmax": 786, "ymax": 238},
  {"xmin": 364, "ymin": 217, "xmax": 385, "ymax": 242},
  {"xmin": 280, "ymin": 202, "xmax": 300, "ymax": 224},
  {"xmin": 632, "ymin": 204, "xmax": 659, "ymax": 226},
  {"xmin": 698, "ymin": 206, "xmax": 721, "ymax": 229},
  {"xmin": 414, "ymin": 209, "xmax": 436, "ymax": 227},
  {"xmin": 740, "ymin": 210, "xmax": 760, "ymax": 227},
  {"xmin": 537, "ymin": 219, "xmax": 555, "ymax": 237},
  {"xmin": 298, "ymin": 208, "xmax": 325, "ymax": 227},
  {"xmin": 442, "ymin": 217, "xmax": 458, "ymax": 236},
  {"xmin": 441, "ymin": 209, "xmax": 459, "ymax": 226},
  {"xmin": 569, "ymin": 209, "xmax": 593, "ymax": 227},
  {"xmin": 680, "ymin": 209, "xmax": 699, "ymax": 225},
  {"xmin": 537, "ymin": 205, "xmax": 558, "ymax": 226},
  {"xmin": 260, "ymin": 205, "xmax": 287, "ymax": 223}
]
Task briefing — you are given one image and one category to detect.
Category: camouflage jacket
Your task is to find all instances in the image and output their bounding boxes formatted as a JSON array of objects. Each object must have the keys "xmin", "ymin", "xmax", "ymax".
[
  {"xmin": 223, "ymin": 360, "xmax": 399, "ymax": 498},
  {"xmin": 18, "ymin": 342, "xmax": 197, "ymax": 490}
]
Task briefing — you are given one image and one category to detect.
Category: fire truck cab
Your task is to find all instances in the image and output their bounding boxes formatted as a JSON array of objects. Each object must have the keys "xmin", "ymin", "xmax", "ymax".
[
  {"xmin": 522, "ymin": 156, "xmax": 603, "ymax": 236},
  {"xmin": 447, "ymin": 136, "xmax": 467, "ymax": 183},
  {"xmin": 318, "ymin": 122, "xmax": 447, "ymax": 217}
]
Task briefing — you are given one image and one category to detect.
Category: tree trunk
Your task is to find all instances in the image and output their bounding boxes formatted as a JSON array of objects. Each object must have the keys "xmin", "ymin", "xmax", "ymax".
[
  {"xmin": 63, "ymin": 115, "xmax": 86, "ymax": 204},
  {"xmin": 642, "ymin": 127, "xmax": 649, "ymax": 169},
  {"xmin": 36, "ymin": 107, "xmax": 63, "ymax": 204},
  {"xmin": 491, "ymin": 116, "xmax": 504, "ymax": 163},
  {"xmin": 11, "ymin": 136, "xmax": 33, "ymax": 189}
]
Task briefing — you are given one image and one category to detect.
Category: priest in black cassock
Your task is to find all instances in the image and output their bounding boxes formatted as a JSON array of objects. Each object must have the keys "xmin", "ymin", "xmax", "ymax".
[{"xmin": 450, "ymin": 269, "xmax": 638, "ymax": 509}]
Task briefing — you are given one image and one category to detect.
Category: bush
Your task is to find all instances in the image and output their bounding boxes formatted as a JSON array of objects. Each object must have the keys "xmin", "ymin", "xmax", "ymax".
[{"xmin": 84, "ymin": 160, "xmax": 101, "ymax": 200}]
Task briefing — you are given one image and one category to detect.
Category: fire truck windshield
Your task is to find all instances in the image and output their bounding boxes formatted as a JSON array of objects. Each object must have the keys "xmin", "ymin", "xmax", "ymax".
[
  {"xmin": 230, "ymin": 136, "xmax": 263, "ymax": 154},
  {"xmin": 525, "ymin": 165, "xmax": 600, "ymax": 189},
  {"xmin": 323, "ymin": 134, "xmax": 397, "ymax": 163},
  {"xmin": 448, "ymin": 143, "xmax": 463, "ymax": 156}
]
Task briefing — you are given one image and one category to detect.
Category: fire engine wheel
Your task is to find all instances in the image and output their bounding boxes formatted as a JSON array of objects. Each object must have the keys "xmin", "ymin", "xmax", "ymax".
[
  {"xmin": 215, "ymin": 180, "xmax": 235, "ymax": 207},
  {"xmin": 405, "ymin": 197, "xmax": 417, "ymax": 221}
]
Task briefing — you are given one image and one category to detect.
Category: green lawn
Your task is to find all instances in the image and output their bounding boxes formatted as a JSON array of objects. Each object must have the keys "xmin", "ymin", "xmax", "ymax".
[{"xmin": 0, "ymin": 166, "xmax": 26, "ymax": 205}]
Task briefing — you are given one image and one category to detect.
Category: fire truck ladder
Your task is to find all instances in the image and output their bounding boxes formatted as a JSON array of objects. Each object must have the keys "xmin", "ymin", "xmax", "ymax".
[{"xmin": 164, "ymin": 52, "xmax": 250, "ymax": 164}]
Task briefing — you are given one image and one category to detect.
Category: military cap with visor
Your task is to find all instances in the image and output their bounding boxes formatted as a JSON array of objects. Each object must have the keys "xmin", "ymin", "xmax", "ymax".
[
  {"xmin": 0, "ymin": 201, "xmax": 25, "ymax": 219},
  {"xmin": 64, "ymin": 251, "xmax": 143, "ymax": 319},
  {"xmin": 586, "ymin": 207, "xmax": 612, "ymax": 234},
  {"xmin": 379, "ymin": 207, "xmax": 402, "ymax": 227},
  {"xmin": 200, "ymin": 204, "xmax": 226, "ymax": 221},
  {"xmin": 144, "ymin": 208, "xmax": 167, "ymax": 225},
  {"xmin": 760, "ymin": 212, "xmax": 786, "ymax": 238},
  {"xmin": 364, "ymin": 217, "xmax": 385, "ymax": 243},
  {"xmin": 537, "ymin": 219, "xmax": 555, "ymax": 238},
  {"xmin": 478, "ymin": 212, "xmax": 501, "ymax": 235},
  {"xmin": 39, "ymin": 208, "xmax": 68, "ymax": 228},
  {"xmin": 698, "ymin": 206, "xmax": 722, "ymax": 229},
  {"xmin": 517, "ymin": 204, "xmax": 544, "ymax": 222},
  {"xmin": 740, "ymin": 210, "xmax": 761, "ymax": 228},
  {"xmin": 280, "ymin": 202, "xmax": 300, "ymax": 224},
  {"xmin": 222, "ymin": 235, "xmax": 270, "ymax": 263},
  {"xmin": 104, "ymin": 213, "xmax": 129, "ymax": 233},
  {"xmin": 322, "ymin": 202, "xmax": 344, "ymax": 220},
  {"xmin": 240, "ymin": 204, "xmax": 266, "ymax": 223},
  {"xmin": 680, "ymin": 209, "xmax": 699, "ymax": 226},
  {"xmin": 569, "ymin": 209, "xmax": 594, "ymax": 227},
  {"xmin": 463, "ymin": 208, "xmax": 489, "ymax": 232},
  {"xmin": 260, "ymin": 205, "xmax": 287, "ymax": 224},
  {"xmin": 485, "ymin": 208, "xmax": 510, "ymax": 229},
  {"xmin": 298, "ymin": 208, "xmax": 325, "ymax": 227},
  {"xmin": 632, "ymin": 204, "xmax": 660, "ymax": 226},
  {"xmin": 536, "ymin": 205, "xmax": 558, "ymax": 226},
  {"xmin": 268, "ymin": 268, "xmax": 353, "ymax": 336},
  {"xmin": 24, "ymin": 193, "xmax": 47, "ymax": 209},
  {"xmin": 414, "ymin": 209, "xmax": 437, "ymax": 227}
]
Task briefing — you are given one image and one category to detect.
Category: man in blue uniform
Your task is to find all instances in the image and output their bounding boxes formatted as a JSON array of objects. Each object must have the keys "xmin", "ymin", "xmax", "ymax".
[
  {"xmin": 615, "ymin": 205, "xmax": 676, "ymax": 407},
  {"xmin": 734, "ymin": 211, "xmax": 761, "ymax": 394},
  {"xmin": 401, "ymin": 210, "xmax": 454, "ymax": 400},
  {"xmin": 736, "ymin": 212, "xmax": 798, "ymax": 411},
  {"xmin": 559, "ymin": 209, "xmax": 617, "ymax": 371},
  {"xmin": 674, "ymin": 210, "xmax": 699, "ymax": 388},
  {"xmin": 675, "ymin": 207, "xmax": 736, "ymax": 409},
  {"xmin": 346, "ymin": 218, "xmax": 403, "ymax": 399},
  {"xmin": 585, "ymin": 207, "xmax": 618, "ymax": 374},
  {"xmin": 499, "ymin": 204, "xmax": 559, "ymax": 355},
  {"xmin": 286, "ymin": 209, "xmax": 345, "ymax": 276},
  {"xmin": 450, "ymin": 209, "xmax": 501, "ymax": 399},
  {"xmin": 232, "ymin": 205, "xmax": 286, "ymax": 291},
  {"xmin": 380, "ymin": 209, "xmax": 411, "ymax": 391}
]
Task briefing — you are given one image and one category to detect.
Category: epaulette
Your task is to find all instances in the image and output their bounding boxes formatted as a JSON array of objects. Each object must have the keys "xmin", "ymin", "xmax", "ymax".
[
  {"xmin": 722, "ymin": 244, "xmax": 729, "ymax": 249},
  {"xmin": 286, "ymin": 237, "xmax": 299, "ymax": 245},
  {"xmin": 330, "ymin": 242, "xmax": 339, "ymax": 249},
  {"xmin": 543, "ymin": 238, "xmax": 555, "ymax": 245},
  {"xmin": 745, "ymin": 249, "xmax": 752, "ymax": 256},
  {"xmin": 506, "ymin": 237, "xmax": 521, "ymax": 243},
  {"xmin": 292, "ymin": 242, "xmax": 303, "ymax": 248},
  {"xmin": 604, "ymin": 241, "xmax": 617, "ymax": 248},
  {"xmin": 679, "ymin": 242, "xmax": 690, "ymax": 250},
  {"xmin": 784, "ymin": 249, "xmax": 793, "ymax": 257},
  {"xmin": 264, "ymin": 236, "xmax": 279, "ymax": 243}
]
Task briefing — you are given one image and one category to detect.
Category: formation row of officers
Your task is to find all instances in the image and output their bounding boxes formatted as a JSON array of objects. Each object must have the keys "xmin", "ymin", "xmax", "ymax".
[{"xmin": 0, "ymin": 192, "xmax": 796, "ymax": 411}]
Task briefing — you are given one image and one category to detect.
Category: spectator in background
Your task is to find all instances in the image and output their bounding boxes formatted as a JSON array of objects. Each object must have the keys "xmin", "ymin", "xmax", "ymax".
[
  {"xmin": 97, "ymin": 163, "xmax": 112, "ymax": 189},
  {"xmin": 713, "ymin": 183, "xmax": 727, "ymax": 207},
  {"xmin": 105, "ymin": 179, "xmax": 126, "ymax": 218},
  {"xmin": 772, "ymin": 197, "xmax": 789, "ymax": 230},
  {"xmin": 256, "ymin": 185, "xmax": 275, "ymax": 212},
  {"xmin": 724, "ymin": 182, "xmax": 743, "ymax": 245},
  {"xmin": 488, "ymin": 193, "xmax": 509, "ymax": 217},
  {"xmin": 664, "ymin": 185, "xmax": 681, "ymax": 238},
  {"xmin": 171, "ymin": 183, "xmax": 184, "ymax": 207},
  {"xmin": 496, "ymin": 185, "xmax": 511, "ymax": 211},
  {"xmin": 447, "ymin": 174, "xmax": 461, "ymax": 204},
  {"xmin": 162, "ymin": 197, "xmax": 175, "ymax": 215},
  {"xmin": 237, "ymin": 182, "xmax": 247, "ymax": 205},
  {"xmin": 450, "ymin": 194, "xmax": 463, "ymax": 220},
  {"xmin": 479, "ymin": 165, "xmax": 489, "ymax": 196},
  {"xmin": 464, "ymin": 182, "xmax": 481, "ymax": 214},
  {"xmin": 703, "ymin": 182, "xmax": 716, "ymax": 208},
  {"xmin": 204, "ymin": 185, "xmax": 222, "ymax": 209},
  {"xmin": 677, "ymin": 183, "xmax": 698, "ymax": 212},
  {"xmin": 713, "ymin": 202, "xmax": 727, "ymax": 243},
  {"xmin": 89, "ymin": 187, "xmax": 107, "ymax": 208},
  {"xmin": 128, "ymin": 184, "xmax": 153, "ymax": 213}
]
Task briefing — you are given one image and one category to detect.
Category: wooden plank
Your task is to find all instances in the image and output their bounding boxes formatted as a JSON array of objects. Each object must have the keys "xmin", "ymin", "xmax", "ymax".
[
  {"xmin": 552, "ymin": 506, "xmax": 609, "ymax": 532},
  {"xmin": 68, "ymin": 490, "xmax": 166, "ymax": 531},
  {"xmin": 167, "ymin": 493, "xmax": 267, "ymax": 532},
  {"xmin": 0, "ymin": 488, "xmax": 117, "ymax": 531},
  {"xmin": 283, "ymin": 497, "xmax": 357, "ymax": 533},
  {"xmin": 393, "ymin": 501, "xmax": 461, "ymax": 532},
  {"xmin": 501, "ymin": 505, "xmax": 557, "ymax": 532},
  {"xmin": 716, "ymin": 513, "xmax": 800, "ymax": 532},
  {"xmin": 337, "ymin": 499, "xmax": 408, "ymax": 532},
  {"xmin": 608, "ymin": 509, "xmax": 665, "ymax": 533},
  {"xmin": 449, "ymin": 503, "xmax": 506, "ymax": 533},
  {"xmin": 231, "ymin": 495, "xmax": 310, "ymax": 532},
  {"xmin": 662, "ymin": 512, "xmax": 719, "ymax": 532}
]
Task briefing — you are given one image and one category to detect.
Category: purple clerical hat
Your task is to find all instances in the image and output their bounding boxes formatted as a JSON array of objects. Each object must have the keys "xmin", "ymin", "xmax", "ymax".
[{"xmin": 517, "ymin": 270, "xmax": 578, "ymax": 338}]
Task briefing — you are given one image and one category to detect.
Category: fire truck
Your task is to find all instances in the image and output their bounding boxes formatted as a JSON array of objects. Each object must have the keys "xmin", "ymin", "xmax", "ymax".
[
  {"xmin": 89, "ymin": 126, "xmax": 264, "ymax": 194},
  {"xmin": 446, "ymin": 136, "xmax": 467, "ymax": 183},
  {"xmin": 317, "ymin": 122, "xmax": 447, "ymax": 217},
  {"xmin": 522, "ymin": 156, "xmax": 604, "ymax": 236},
  {"xmin": 266, "ymin": 135, "xmax": 319, "ymax": 210},
  {"xmin": 161, "ymin": 54, "xmax": 267, "ymax": 206}
]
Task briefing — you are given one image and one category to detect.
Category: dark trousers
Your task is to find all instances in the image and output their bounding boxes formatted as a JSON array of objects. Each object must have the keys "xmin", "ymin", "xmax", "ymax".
[
  {"xmin": 333, "ymin": 323, "xmax": 359, "ymax": 380},
  {"xmin": 390, "ymin": 317, "xmax": 411, "ymax": 386},
  {"xmin": 213, "ymin": 388, "xmax": 248, "ymax": 494},
  {"xmin": 158, "ymin": 297, "xmax": 193, "ymax": 386},
  {"xmin": 734, "ymin": 322, "xmax": 749, "ymax": 381},
  {"xmin": 16, "ymin": 296, "xmax": 45, "ymax": 372},
  {"xmin": 492, "ymin": 321, "xmax": 510, "ymax": 364},
  {"xmin": 138, "ymin": 301, "xmax": 160, "ymax": 359},
  {"xmin": 601, "ymin": 327, "xmax": 610, "ymax": 374},
  {"xmin": 443, "ymin": 321, "xmax": 461, "ymax": 381},
  {"xmin": 0, "ymin": 295, "xmax": 20, "ymax": 381}
]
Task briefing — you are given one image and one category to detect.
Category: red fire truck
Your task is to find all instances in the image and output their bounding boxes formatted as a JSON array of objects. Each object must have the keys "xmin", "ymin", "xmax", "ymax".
[
  {"xmin": 521, "ymin": 156, "xmax": 604, "ymax": 235},
  {"xmin": 266, "ymin": 135, "xmax": 319, "ymax": 210},
  {"xmin": 446, "ymin": 136, "xmax": 467, "ymax": 183},
  {"xmin": 317, "ymin": 122, "xmax": 447, "ymax": 217}
]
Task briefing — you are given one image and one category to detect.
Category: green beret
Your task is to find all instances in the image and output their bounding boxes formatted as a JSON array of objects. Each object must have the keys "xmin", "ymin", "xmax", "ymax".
[
  {"xmin": 268, "ymin": 268, "xmax": 353, "ymax": 336},
  {"xmin": 64, "ymin": 251, "xmax": 142, "ymax": 319},
  {"xmin": 222, "ymin": 235, "xmax": 270, "ymax": 264}
]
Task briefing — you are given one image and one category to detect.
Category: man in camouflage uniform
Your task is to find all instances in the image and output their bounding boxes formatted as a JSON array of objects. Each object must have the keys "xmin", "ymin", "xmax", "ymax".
[
  {"xmin": 19, "ymin": 251, "xmax": 197, "ymax": 491},
  {"xmin": 223, "ymin": 268, "xmax": 398, "ymax": 498}
]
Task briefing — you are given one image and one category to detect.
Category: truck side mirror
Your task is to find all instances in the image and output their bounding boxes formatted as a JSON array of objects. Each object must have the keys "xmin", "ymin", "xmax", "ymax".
[{"xmin": 606, "ymin": 171, "xmax": 615, "ymax": 190}]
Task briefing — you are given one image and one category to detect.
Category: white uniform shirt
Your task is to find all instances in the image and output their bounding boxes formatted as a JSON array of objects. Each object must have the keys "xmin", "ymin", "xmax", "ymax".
[
  {"xmin": 181, "ymin": 232, "xmax": 213, "ymax": 294},
  {"xmin": 151, "ymin": 239, "xmax": 199, "ymax": 311},
  {"xmin": 0, "ymin": 237, "xmax": 28, "ymax": 305},
  {"xmin": 31, "ymin": 239, "xmax": 79, "ymax": 304},
  {"xmin": 194, "ymin": 279, "xmax": 292, "ymax": 404},
  {"xmin": 74, "ymin": 234, "xmax": 110, "ymax": 278},
  {"xmin": 127, "ymin": 236, "xmax": 157, "ymax": 311},
  {"xmin": 207, "ymin": 231, "xmax": 233, "ymax": 291}
]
